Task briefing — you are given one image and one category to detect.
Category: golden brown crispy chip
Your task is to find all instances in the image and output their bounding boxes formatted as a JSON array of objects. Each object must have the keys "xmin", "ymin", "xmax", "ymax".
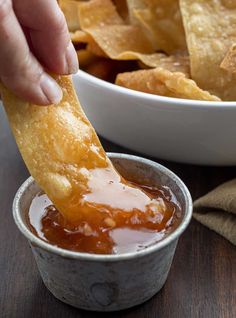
[
  {"xmin": 84, "ymin": 25, "xmax": 154, "ymax": 58},
  {"xmin": 116, "ymin": 68, "xmax": 220, "ymax": 101},
  {"xmin": 86, "ymin": 40, "xmax": 107, "ymax": 57},
  {"xmin": 77, "ymin": 49, "xmax": 98, "ymax": 68},
  {"xmin": 158, "ymin": 69, "xmax": 220, "ymax": 101},
  {"xmin": 136, "ymin": 53, "xmax": 190, "ymax": 76},
  {"xmin": 76, "ymin": 1, "xmax": 189, "ymax": 74},
  {"xmin": 0, "ymin": 76, "xmax": 109, "ymax": 223},
  {"xmin": 70, "ymin": 30, "xmax": 90, "ymax": 43},
  {"xmin": 126, "ymin": 0, "xmax": 146, "ymax": 24},
  {"xmin": 180, "ymin": 0, "xmax": 236, "ymax": 101},
  {"xmin": 71, "ymin": 28, "xmax": 189, "ymax": 72},
  {"xmin": 70, "ymin": 30, "xmax": 106, "ymax": 57},
  {"xmin": 79, "ymin": 0, "xmax": 124, "ymax": 29},
  {"xmin": 220, "ymin": 44, "xmax": 236, "ymax": 74},
  {"xmin": 1, "ymin": 77, "xmax": 167, "ymax": 227},
  {"xmin": 59, "ymin": 0, "xmax": 81, "ymax": 32},
  {"xmin": 116, "ymin": 68, "xmax": 172, "ymax": 96},
  {"xmin": 86, "ymin": 59, "xmax": 114, "ymax": 80},
  {"xmin": 79, "ymin": 0, "xmax": 156, "ymax": 61},
  {"xmin": 112, "ymin": 0, "xmax": 128, "ymax": 21},
  {"xmin": 134, "ymin": 0, "xmax": 187, "ymax": 53}
]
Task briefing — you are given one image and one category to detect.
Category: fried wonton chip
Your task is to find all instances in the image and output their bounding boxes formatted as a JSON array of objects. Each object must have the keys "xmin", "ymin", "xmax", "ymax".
[
  {"xmin": 80, "ymin": 0, "xmax": 189, "ymax": 70},
  {"xmin": 180, "ymin": 0, "xmax": 236, "ymax": 101},
  {"xmin": 86, "ymin": 40, "xmax": 107, "ymax": 57},
  {"xmin": 157, "ymin": 69, "xmax": 221, "ymax": 101},
  {"xmin": 220, "ymin": 44, "xmax": 236, "ymax": 74},
  {"xmin": 69, "ymin": 30, "xmax": 106, "ymax": 57},
  {"xmin": 135, "ymin": 53, "xmax": 190, "ymax": 76},
  {"xmin": 134, "ymin": 0, "xmax": 187, "ymax": 53},
  {"xmin": 70, "ymin": 30, "xmax": 90, "ymax": 44},
  {"xmin": 78, "ymin": 0, "xmax": 153, "ymax": 56},
  {"xmin": 78, "ymin": 0, "xmax": 189, "ymax": 73},
  {"xmin": 77, "ymin": 49, "xmax": 98, "ymax": 68},
  {"xmin": 79, "ymin": 0, "xmax": 124, "ymax": 28},
  {"xmin": 0, "ymin": 77, "xmax": 110, "ymax": 223},
  {"xmin": 72, "ymin": 28, "xmax": 189, "ymax": 72},
  {"xmin": 116, "ymin": 68, "xmax": 172, "ymax": 96},
  {"xmin": 126, "ymin": 0, "xmax": 146, "ymax": 24},
  {"xmin": 59, "ymin": 0, "xmax": 81, "ymax": 32},
  {"xmin": 79, "ymin": 0, "xmax": 157, "ymax": 60},
  {"xmin": 86, "ymin": 59, "xmax": 115, "ymax": 80},
  {"xmin": 116, "ymin": 68, "xmax": 220, "ymax": 101},
  {"xmin": 112, "ymin": 0, "xmax": 128, "ymax": 21},
  {"xmin": 83, "ymin": 25, "xmax": 154, "ymax": 58}
]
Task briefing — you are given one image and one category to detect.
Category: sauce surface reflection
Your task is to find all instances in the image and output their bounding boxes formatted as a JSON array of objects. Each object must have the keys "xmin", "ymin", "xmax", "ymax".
[{"xmin": 28, "ymin": 176, "xmax": 182, "ymax": 255}]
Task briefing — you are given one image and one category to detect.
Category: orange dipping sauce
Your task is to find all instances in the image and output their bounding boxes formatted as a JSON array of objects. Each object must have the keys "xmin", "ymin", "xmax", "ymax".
[{"xmin": 27, "ymin": 180, "xmax": 182, "ymax": 255}]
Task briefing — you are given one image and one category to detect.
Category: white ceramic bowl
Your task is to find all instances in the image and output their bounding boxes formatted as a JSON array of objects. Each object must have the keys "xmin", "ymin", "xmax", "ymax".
[{"xmin": 73, "ymin": 70, "xmax": 236, "ymax": 166}]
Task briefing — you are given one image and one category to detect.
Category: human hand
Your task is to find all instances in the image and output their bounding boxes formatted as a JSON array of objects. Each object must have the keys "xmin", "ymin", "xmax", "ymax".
[{"xmin": 0, "ymin": 0, "xmax": 78, "ymax": 105}]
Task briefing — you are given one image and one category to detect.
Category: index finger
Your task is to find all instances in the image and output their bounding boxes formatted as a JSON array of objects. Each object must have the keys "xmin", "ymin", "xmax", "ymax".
[
  {"xmin": 14, "ymin": 0, "xmax": 79, "ymax": 75},
  {"xmin": 0, "ymin": 0, "xmax": 62, "ymax": 105}
]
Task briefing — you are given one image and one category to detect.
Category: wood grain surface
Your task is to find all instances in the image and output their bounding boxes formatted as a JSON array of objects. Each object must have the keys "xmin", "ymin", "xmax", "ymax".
[{"xmin": 0, "ymin": 106, "xmax": 235, "ymax": 318}]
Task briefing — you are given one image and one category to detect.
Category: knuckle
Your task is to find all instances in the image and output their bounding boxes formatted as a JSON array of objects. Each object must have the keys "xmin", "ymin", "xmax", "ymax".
[
  {"xmin": 0, "ymin": 0, "xmax": 12, "ymax": 20},
  {"xmin": 0, "ymin": 52, "xmax": 44, "ymax": 84},
  {"xmin": 15, "ymin": 53, "xmax": 44, "ymax": 84}
]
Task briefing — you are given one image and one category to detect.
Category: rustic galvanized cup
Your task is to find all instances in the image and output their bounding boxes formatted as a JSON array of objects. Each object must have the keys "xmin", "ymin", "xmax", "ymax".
[{"xmin": 13, "ymin": 153, "xmax": 192, "ymax": 311}]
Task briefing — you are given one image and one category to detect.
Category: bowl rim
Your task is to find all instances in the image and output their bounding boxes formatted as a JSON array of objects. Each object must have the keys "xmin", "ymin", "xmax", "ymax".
[
  {"xmin": 75, "ymin": 70, "xmax": 236, "ymax": 109},
  {"xmin": 13, "ymin": 153, "xmax": 193, "ymax": 262}
]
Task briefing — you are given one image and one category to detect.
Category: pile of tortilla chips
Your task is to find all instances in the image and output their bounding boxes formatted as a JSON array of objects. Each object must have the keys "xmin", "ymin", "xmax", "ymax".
[{"xmin": 59, "ymin": 0, "xmax": 236, "ymax": 101}]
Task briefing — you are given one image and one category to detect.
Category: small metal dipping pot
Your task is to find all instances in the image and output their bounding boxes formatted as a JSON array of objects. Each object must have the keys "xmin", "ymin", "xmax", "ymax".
[{"xmin": 13, "ymin": 153, "xmax": 192, "ymax": 311}]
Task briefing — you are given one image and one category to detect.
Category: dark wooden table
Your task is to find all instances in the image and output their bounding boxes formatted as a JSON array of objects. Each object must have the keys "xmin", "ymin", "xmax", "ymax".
[{"xmin": 0, "ymin": 105, "xmax": 235, "ymax": 318}]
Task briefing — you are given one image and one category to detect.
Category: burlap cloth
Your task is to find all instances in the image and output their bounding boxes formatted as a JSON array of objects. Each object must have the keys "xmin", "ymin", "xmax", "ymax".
[{"xmin": 193, "ymin": 179, "xmax": 236, "ymax": 245}]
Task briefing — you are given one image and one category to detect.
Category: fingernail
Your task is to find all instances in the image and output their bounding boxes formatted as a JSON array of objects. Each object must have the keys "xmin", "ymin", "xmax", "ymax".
[
  {"xmin": 40, "ymin": 74, "xmax": 63, "ymax": 104},
  {"xmin": 65, "ymin": 41, "xmax": 79, "ymax": 74}
]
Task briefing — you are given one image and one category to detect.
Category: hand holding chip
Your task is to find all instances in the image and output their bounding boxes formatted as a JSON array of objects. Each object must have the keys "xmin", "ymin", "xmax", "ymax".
[{"xmin": 0, "ymin": 0, "xmax": 79, "ymax": 105}]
